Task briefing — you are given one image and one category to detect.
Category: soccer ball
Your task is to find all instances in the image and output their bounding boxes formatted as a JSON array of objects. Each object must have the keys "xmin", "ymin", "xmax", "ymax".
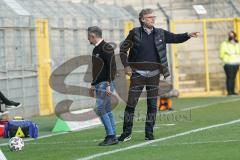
[{"xmin": 9, "ymin": 137, "xmax": 24, "ymax": 151}]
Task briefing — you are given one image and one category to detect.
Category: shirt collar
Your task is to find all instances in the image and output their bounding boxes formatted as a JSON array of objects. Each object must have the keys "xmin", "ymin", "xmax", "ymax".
[
  {"xmin": 143, "ymin": 26, "xmax": 153, "ymax": 35},
  {"xmin": 95, "ymin": 38, "xmax": 104, "ymax": 47}
]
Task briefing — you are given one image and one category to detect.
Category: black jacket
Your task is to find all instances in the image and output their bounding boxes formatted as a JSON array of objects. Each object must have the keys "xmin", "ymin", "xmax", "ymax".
[
  {"xmin": 91, "ymin": 40, "xmax": 116, "ymax": 85},
  {"xmin": 120, "ymin": 27, "xmax": 190, "ymax": 78}
]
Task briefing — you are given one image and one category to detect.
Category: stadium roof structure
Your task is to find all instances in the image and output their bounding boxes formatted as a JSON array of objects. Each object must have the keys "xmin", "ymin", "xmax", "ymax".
[{"xmin": 0, "ymin": 0, "xmax": 134, "ymax": 20}]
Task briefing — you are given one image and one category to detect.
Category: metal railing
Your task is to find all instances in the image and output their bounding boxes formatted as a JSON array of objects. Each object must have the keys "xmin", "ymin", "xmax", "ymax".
[{"xmin": 171, "ymin": 17, "xmax": 240, "ymax": 97}]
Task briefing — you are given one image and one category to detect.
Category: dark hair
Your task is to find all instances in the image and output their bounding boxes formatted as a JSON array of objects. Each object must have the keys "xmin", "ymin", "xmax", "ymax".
[
  {"xmin": 228, "ymin": 30, "xmax": 238, "ymax": 43},
  {"xmin": 87, "ymin": 26, "xmax": 102, "ymax": 38},
  {"xmin": 138, "ymin": 8, "xmax": 154, "ymax": 26}
]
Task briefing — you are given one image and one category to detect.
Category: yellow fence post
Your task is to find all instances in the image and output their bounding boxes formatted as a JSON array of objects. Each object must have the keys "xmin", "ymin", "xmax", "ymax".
[
  {"xmin": 171, "ymin": 18, "xmax": 239, "ymax": 97},
  {"xmin": 234, "ymin": 18, "xmax": 240, "ymax": 92},
  {"xmin": 36, "ymin": 19, "xmax": 54, "ymax": 115},
  {"xmin": 124, "ymin": 21, "xmax": 134, "ymax": 37},
  {"xmin": 203, "ymin": 19, "xmax": 210, "ymax": 93},
  {"xmin": 170, "ymin": 21, "xmax": 179, "ymax": 90},
  {"xmin": 124, "ymin": 21, "xmax": 134, "ymax": 82}
]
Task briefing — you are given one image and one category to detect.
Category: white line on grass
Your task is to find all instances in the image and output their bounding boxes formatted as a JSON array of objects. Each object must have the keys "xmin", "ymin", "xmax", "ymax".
[
  {"xmin": 0, "ymin": 98, "xmax": 239, "ymax": 147},
  {"xmin": 77, "ymin": 118, "xmax": 240, "ymax": 160},
  {"xmin": 149, "ymin": 139, "xmax": 240, "ymax": 147},
  {"xmin": 0, "ymin": 149, "xmax": 7, "ymax": 160},
  {"xmin": 155, "ymin": 97, "xmax": 240, "ymax": 118},
  {"xmin": 181, "ymin": 97, "xmax": 240, "ymax": 111}
]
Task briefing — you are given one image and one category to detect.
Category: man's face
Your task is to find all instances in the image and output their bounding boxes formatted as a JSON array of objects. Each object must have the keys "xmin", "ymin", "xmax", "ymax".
[
  {"xmin": 142, "ymin": 13, "xmax": 156, "ymax": 28},
  {"xmin": 88, "ymin": 33, "xmax": 95, "ymax": 45}
]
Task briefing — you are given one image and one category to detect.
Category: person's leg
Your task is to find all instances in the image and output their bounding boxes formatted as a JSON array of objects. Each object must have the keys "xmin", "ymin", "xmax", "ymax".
[
  {"xmin": 0, "ymin": 91, "xmax": 12, "ymax": 105},
  {"xmin": 224, "ymin": 64, "xmax": 232, "ymax": 95},
  {"xmin": 145, "ymin": 74, "xmax": 160, "ymax": 140},
  {"xmin": 0, "ymin": 91, "xmax": 21, "ymax": 107},
  {"xmin": 95, "ymin": 82, "xmax": 118, "ymax": 146},
  {"xmin": 118, "ymin": 72, "xmax": 145, "ymax": 141},
  {"xmin": 229, "ymin": 65, "xmax": 239, "ymax": 94},
  {"xmin": 0, "ymin": 91, "xmax": 15, "ymax": 114},
  {"xmin": 105, "ymin": 82, "xmax": 116, "ymax": 135},
  {"xmin": 95, "ymin": 82, "xmax": 114, "ymax": 136},
  {"xmin": 0, "ymin": 99, "xmax": 8, "ymax": 114}
]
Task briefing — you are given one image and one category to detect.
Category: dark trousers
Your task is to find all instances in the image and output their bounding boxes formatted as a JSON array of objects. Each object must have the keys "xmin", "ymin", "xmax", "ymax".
[
  {"xmin": 122, "ymin": 72, "xmax": 160, "ymax": 136},
  {"xmin": 0, "ymin": 91, "xmax": 12, "ymax": 105},
  {"xmin": 224, "ymin": 64, "xmax": 239, "ymax": 94},
  {"xmin": 0, "ymin": 91, "xmax": 12, "ymax": 111}
]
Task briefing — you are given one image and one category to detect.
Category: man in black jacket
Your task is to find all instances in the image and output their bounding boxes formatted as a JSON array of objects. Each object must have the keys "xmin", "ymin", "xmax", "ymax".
[
  {"xmin": 88, "ymin": 26, "xmax": 118, "ymax": 146},
  {"xmin": 118, "ymin": 8, "xmax": 199, "ymax": 142}
]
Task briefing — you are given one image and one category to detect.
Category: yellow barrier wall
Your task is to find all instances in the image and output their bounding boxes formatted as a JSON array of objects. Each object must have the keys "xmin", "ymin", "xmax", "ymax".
[
  {"xmin": 36, "ymin": 19, "xmax": 54, "ymax": 115},
  {"xmin": 234, "ymin": 18, "xmax": 240, "ymax": 92}
]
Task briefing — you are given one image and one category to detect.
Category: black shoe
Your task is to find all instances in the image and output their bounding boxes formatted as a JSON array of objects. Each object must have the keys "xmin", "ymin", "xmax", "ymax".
[
  {"xmin": 0, "ymin": 110, "xmax": 9, "ymax": 115},
  {"xmin": 145, "ymin": 134, "xmax": 154, "ymax": 141},
  {"xmin": 6, "ymin": 102, "xmax": 21, "ymax": 109},
  {"xmin": 227, "ymin": 92, "xmax": 239, "ymax": 95},
  {"xmin": 98, "ymin": 136, "xmax": 118, "ymax": 146},
  {"xmin": 118, "ymin": 133, "xmax": 131, "ymax": 142}
]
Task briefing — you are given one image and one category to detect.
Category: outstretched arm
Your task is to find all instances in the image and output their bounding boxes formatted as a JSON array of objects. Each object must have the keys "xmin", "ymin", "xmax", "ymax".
[
  {"xmin": 164, "ymin": 30, "xmax": 199, "ymax": 43},
  {"xmin": 188, "ymin": 32, "xmax": 199, "ymax": 38}
]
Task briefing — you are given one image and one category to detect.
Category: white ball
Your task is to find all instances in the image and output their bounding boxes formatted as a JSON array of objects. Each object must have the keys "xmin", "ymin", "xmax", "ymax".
[{"xmin": 9, "ymin": 137, "xmax": 24, "ymax": 152}]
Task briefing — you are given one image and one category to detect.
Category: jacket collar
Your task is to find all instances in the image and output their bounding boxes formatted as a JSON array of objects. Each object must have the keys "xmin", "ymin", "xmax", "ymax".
[
  {"xmin": 95, "ymin": 38, "xmax": 104, "ymax": 47},
  {"xmin": 140, "ymin": 26, "xmax": 156, "ymax": 37}
]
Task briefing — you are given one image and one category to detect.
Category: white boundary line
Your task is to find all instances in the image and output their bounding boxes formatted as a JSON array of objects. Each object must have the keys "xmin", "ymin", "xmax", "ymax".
[
  {"xmin": 77, "ymin": 118, "xmax": 240, "ymax": 160},
  {"xmin": 181, "ymin": 97, "xmax": 240, "ymax": 111},
  {"xmin": 0, "ymin": 98, "xmax": 239, "ymax": 147},
  {"xmin": 149, "ymin": 139, "xmax": 240, "ymax": 146},
  {"xmin": 0, "ymin": 149, "xmax": 7, "ymax": 160}
]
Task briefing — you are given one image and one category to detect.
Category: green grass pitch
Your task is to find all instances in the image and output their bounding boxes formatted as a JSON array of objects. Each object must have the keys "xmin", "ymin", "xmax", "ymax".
[{"xmin": 1, "ymin": 96, "xmax": 240, "ymax": 160}]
